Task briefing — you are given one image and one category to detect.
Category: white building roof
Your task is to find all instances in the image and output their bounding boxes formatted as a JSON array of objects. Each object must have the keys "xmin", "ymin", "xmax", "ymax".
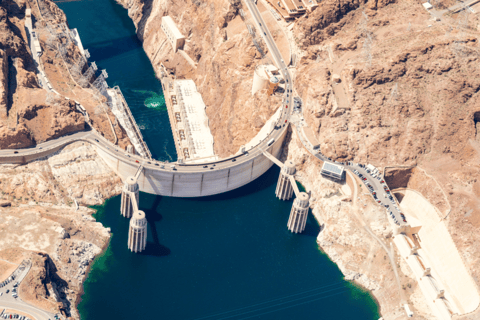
[
  {"xmin": 175, "ymin": 80, "xmax": 216, "ymax": 161},
  {"xmin": 162, "ymin": 16, "xmax": 185, "ymax": 40},
  {"xmin": 321, "ymin": 162, "xmax": 344, "ymax": 176},
  {"xmin": 423, "ymin": 2, "xmax": 433, "ymax": 10}
]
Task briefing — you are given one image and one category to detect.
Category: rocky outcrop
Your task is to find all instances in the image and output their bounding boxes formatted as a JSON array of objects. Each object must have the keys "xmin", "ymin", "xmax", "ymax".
[
  {"xmin": 0, "ymin": 141, "xmax": 122, "ymax": 205},
  {"xmin": 295, "ymin": 2, "xmax": 480, "ymax": 167},
  {"xmin": 0, "ymin": 122, "xmax": 34, "ymax": 148},
  {"xmin": 17, "ymin": 91, "xmax": 85, "ymax": 144},
  {"xmin": 0, "ymin": 0, "xmax": 91, "ymax": 149},
  {"xmin": 0, "ymin": 49, "xmax": 7, "ymax": 119},
  {"xmin": 54, "ymin": 240, "xmax": 101, "ymax": 283},
  {"xmin": 1, "ymin": 140, "xmax": 118, "ymax": 318}
]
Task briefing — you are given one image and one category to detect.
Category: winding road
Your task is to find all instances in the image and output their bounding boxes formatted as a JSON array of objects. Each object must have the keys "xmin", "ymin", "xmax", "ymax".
[{"xmin": 0, "ymin": 0, "xmax": 294, "ymax": 193}]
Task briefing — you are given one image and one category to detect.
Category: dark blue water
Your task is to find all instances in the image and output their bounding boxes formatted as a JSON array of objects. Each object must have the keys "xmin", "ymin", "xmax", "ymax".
[
  {"xmin": 56, "ymin": 1, "xmax": 380, "ymax": 319},
  {"xmin": 58, "ymin": 0, "xmax": 175, "ymax": 161}
]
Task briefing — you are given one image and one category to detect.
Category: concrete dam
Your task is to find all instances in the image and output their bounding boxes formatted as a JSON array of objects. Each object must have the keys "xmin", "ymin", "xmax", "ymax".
[{"xmin": 0, "ymin": 0, "xmax": 303, "ymax": 255}]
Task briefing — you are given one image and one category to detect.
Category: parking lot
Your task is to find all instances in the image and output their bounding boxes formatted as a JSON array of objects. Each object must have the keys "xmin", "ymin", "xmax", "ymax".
[
  {"xmin": 304, "ymin": 133, "xmax": 407, "ymax": 228},
  {"xmin": 347, "ymin": 163, "xmax": 407, "ymax": 227},
  {"xmin": 0, "ymin": 261, "xmax": 58, "ymax": 320}
]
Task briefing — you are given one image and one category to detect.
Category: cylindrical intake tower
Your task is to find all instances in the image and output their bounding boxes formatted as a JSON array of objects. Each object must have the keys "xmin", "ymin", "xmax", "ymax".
[
  {"xmin": 128, "ymin": 210, "xmax": 148, "ymax": 253},
  {"xmin": 287, "ymin": 192, "xmax": 310, "ymax": 233},
  {"xmin": 120, "ymin": 176, "xmax": 139, "ymax": 218},
  {"xmin": 275, "ymin": 160, "xmax": 296, "ymax": 200}
]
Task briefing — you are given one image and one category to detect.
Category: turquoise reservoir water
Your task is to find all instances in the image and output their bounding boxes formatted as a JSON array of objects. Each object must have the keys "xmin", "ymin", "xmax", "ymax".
[{"xmin": 56, "ymin": 0, "xmax": 380, "ymax": 319}]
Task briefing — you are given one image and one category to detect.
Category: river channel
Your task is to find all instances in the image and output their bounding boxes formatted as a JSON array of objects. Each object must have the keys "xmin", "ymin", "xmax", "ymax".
[{"xmin": 55, "ymin": 0, "xmax": 381, "ymax": 319}]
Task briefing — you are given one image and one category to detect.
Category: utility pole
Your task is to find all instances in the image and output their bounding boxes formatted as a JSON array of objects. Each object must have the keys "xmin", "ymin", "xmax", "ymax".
[{"xmin": 357, "ymin": 11, "xmax": 373, "ymax": 68}]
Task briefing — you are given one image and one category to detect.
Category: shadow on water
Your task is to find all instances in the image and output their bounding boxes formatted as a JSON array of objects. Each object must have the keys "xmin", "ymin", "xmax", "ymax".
[
  {"xmin": 301, "ymin": 216, "xmax": 321, "ymax": 238},
  {"xmin": 86, "ymin": 35, "xmax": 141, "ymax": 62},
  {"xmin": 140, "ymin": 195, "xmax": 171, "ymax": 257},
  {"xmin": 191, "ymin": 165, "xmax": 282, "ymax": 203}
]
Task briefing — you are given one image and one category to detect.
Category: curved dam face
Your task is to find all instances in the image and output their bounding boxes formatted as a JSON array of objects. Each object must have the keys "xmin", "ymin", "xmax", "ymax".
[{"xmin": 97, "ymin": 128, "xmax": 287, "ymax": 197}]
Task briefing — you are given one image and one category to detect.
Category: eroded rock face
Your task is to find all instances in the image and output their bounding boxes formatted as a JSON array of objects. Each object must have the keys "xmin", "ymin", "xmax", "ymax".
[
  {"xmin": 284, "ymin": 131, "xmax": 408, "ymax": 319},
  {"xmin": 295, "ymin": 2, "xmax": 480, "ymax": 167},
  {"xmin": 0, "ymin": 49, "xmax": 7, "ymax": 119},
  {"xmin": 17, "ymin": 91, "xmax": 85, "ymax": 143},
  {"xmin": 0, "ymin": 142, "xmax": 121, "ymax": 205},
  {"xmin": 0, "ymin": 0, "xmax": 88, "ymax": 149}
]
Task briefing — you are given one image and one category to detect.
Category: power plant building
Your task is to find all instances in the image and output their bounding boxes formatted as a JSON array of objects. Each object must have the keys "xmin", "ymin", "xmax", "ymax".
[
  {"xmin": 321, "ymin": 162, "xmax": 345, "ymax": 181},
  {"xmin": 161, "ymin": 16, "xmax": 185, "ymax": 52},
  {"xmin": 265, "ymin": 0, "xmax": 316, "ymax": 20},
  {"xmin": 173, "ymin": 80, "xmax": 216, "ymax": 162},
  {"xmin": 252, "ymin": 65, "xmax": 281, "ymax": 95}
]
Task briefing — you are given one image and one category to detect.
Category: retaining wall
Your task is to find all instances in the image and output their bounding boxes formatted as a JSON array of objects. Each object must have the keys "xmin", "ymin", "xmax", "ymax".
[{"xmin": 97, "ymin": 128, "xmax": 287, "ymax": 197}]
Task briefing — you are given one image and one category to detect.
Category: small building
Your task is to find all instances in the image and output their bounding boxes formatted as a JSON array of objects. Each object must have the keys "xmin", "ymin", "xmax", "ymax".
[
  {"xmin": 321, "ymin": 161, "xmax": 345, "ymax": 181},
  {"xmin": 304, "ymin": 0, "xmax": 318, "ymax": 11},
  {"xmin": 161, "ymin": 16, "xmax": 185, "ymax": 52},
  {"xmin": 265, "ymin": 0, "xmax": 309, "ymax": 20},
  {"xmin": 252, "ymin": 65, "xmax": 282, "ymax": 95},
  {"xmin": 422, "ymin": 2, "xmax": 433, "ymax": 10}
]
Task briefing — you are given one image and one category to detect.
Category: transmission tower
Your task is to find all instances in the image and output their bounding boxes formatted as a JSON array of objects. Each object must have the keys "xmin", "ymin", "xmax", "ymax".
[
  {"xmin": 94, "ymin": 104, "xmax": 104, "ymax": 115},
  {"xmin": 357, "ymin": 11, "xmax": 373, "ymax": 68},
  {"xmin": 92, "ymin": 69, "xmax": 109, "ymax": 96},
  {"xmin": 452, "ymin": 1, "xmax": 471, "ymax": 62},
  {"xmin": 83, "ymin": 62, "xmax": 98, "ymax": 82},
  {"xmin": 389, "ymin": 82, "xmax": 399, "ymax": 103}
]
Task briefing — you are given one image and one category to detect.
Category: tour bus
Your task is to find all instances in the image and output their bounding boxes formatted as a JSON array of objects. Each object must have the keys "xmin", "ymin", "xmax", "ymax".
[{"xmin": 267, "ymin": 139, "xmax": 275, "ymax": 146}]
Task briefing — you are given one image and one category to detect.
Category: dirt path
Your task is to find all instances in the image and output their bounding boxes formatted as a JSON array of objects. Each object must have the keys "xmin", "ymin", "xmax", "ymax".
[{"xmin": 330, "ymin": 50, "xmax": 357, "ymax": 112}]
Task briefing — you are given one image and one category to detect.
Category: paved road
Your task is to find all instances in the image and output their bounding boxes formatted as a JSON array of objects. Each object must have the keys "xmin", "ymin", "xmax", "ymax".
[
  {"xmin": 0, "ymin": 300, "xmax": 54, "ymax": 320},
  {"xmin": 292, "ymin": 119, "xmax": 406, "ymax": 229},
  {"xmin": 347, "ymin": 163, "xmax": 406, "ymax": 227}
]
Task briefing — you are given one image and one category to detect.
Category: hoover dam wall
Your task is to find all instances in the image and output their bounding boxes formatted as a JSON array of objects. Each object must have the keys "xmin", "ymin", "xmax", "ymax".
[{"xmin": 96, "ymin": 128, "xmax": 287, "ymax": 197}]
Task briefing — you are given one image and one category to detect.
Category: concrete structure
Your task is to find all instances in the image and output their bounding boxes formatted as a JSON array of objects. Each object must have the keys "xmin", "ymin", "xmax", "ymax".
[
  {"xmin": 276, "ymin": 160, "xmax": 296, "ymax": 200},
  {"xmin": 321, "ymin": 161, "xmax": 345, "ymax": 180},
  {"xmin": 252, "ymin": 65, "xmax": 281, "ymax": 95},
  {"xmin": 392, "ymin": 189, "xmax": 480, "ymax": 319},
  {"xmin": 287, "ymin": 192, "xmax": 309, "ymax": 233},
  {"xmin": 128, "ymin": 210, "xmax": 148, "ymax": 253},
  {"xmin": 161, "ymin": 16, "xmax": 185, "ymax": 52},
  {"xmin": 423, "ymin": 2, "xmax": 433, "ymax": 10},
  {"xmin": 120, "ymin": 176, "xmax": 139, "ymax": 218},
  {"xmin": 175, "ymin": 80, "xmax": 216, "ymax": 162},
  {"xmin": 304, "ymin": 0, "xmax": 318, "ymax": 12},
  {"xmin": 108, "ymin": 87, "xmax": 152, "ymax": 159},
  {"xmin": 160, "ymin": 70, "xmax": 217, "ymax": 163},
  {"xmin": 70, "ymin": 28, "xmax": 86, "ymax": 57},
  {"xmin": 265, "ymin": 0, "xmax": 306, "ymax": 20}
]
